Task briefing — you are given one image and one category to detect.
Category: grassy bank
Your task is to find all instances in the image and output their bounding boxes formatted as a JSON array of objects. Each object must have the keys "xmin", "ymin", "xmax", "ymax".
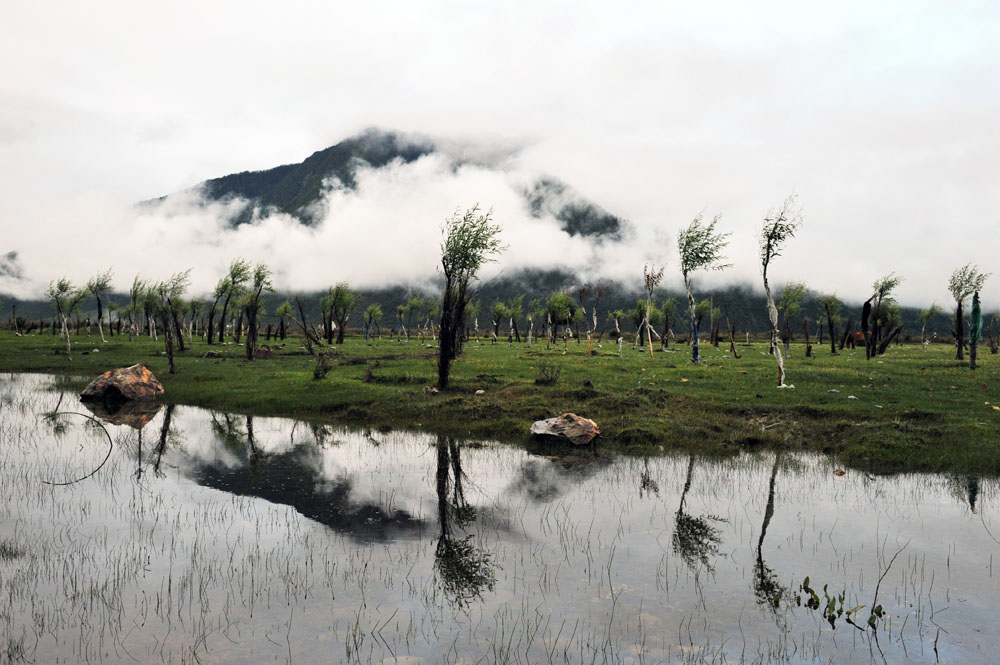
[{"xmin": 2, "ymin": 331, "xmax": 998, "ymax": 474}]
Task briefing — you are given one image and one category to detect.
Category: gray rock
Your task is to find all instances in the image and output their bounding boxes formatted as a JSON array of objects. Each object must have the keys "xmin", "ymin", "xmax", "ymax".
[{"xmin": 530, "ymin": 413, "xmax": 600, "ymax": 446}]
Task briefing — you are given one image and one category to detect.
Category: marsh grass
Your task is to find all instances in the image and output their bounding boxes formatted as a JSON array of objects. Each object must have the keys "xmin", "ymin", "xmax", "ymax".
[{"xmin": 1, "ymin": 333, "xmax": 998, "ymax": 474}]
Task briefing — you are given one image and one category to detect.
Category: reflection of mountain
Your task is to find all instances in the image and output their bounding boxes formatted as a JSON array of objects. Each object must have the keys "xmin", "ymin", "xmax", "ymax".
[{"xmin": 189, "ymin": 444, "xmax": 429, "ymax": 543}]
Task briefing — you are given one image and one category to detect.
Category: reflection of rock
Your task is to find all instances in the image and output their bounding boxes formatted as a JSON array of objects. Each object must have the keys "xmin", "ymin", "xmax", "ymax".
[
  {"xmin": 82, "ymin": 398, "xmax": 163, "ymax": 430},
  {"xmin": 530, "ymin": 413, "xmax": 600, "ymax": 445},
  {"xmin": 80, "ymin": 364, "xmax": 164, "ymax": 402}
]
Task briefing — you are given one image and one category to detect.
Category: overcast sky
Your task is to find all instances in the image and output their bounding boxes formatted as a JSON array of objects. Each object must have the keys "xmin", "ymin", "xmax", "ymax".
[{"xmin": 2, "ymin": 1, "xmax": 998, "ymax": 308}]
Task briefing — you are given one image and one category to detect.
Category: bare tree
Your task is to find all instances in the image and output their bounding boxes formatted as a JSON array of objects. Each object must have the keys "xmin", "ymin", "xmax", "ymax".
[
  {"xmin": 948, "ymin": 264, "xmax": 990, "ymax": 361},
  {"xmin": 677, "ymin": 212, "xmax": 731, "ymax": 363},
  {"xmin": 970, "ymin": 292, "xmax": 983, "ymax": 369},
  {"xmin": 759, "ymin": 196, "xmax": 802, "ymax": 387}
]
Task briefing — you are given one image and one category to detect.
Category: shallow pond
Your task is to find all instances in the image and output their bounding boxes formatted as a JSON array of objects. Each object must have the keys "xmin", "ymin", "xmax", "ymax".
[{"xmin": 0, "ymin": 373, "xmax": 997, "ymax": 664}]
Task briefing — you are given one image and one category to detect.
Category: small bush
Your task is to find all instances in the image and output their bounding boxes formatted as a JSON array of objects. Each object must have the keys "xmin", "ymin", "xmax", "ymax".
[
  {"xmin": 313, "ymin": 353, "xmax": 331, "ymax": 380},
  {"xmin": 534, "ymin": 362, "xmax": 561, "ymax": 386}
]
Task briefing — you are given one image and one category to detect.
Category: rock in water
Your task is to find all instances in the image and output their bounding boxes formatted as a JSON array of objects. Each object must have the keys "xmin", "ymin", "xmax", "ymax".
[
  {"xmin": 80, "ymin": 364, "xmax": 165, "ymax": 403},
  {"xmin": 530, "ymin": 413, "xmax": 600, "ymax": 445}
]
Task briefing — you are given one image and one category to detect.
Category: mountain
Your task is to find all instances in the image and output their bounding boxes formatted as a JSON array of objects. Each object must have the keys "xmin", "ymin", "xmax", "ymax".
[{"xmin": 148, "ymin": 128, "xmax": 627, "ymax": 239}]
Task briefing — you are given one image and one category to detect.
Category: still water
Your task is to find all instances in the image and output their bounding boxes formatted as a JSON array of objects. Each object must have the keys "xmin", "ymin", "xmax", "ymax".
[{"xmin": 0, "ymin": 373, "xmax": 997, "ymax": 664}]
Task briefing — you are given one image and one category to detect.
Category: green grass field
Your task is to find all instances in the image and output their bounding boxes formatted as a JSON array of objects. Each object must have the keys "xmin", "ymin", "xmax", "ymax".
[{"xmin": 2, "ymin": 330, "xmax": 998, "ymax": 475}]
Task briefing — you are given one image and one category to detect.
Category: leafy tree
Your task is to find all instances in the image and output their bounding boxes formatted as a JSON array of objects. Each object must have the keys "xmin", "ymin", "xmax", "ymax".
[
  {"xmin": 508, "ymin": 295, "xmax": 524, "ymax": 343},
  {"xmin": 490, "ymin": 301, "xmax": 509, "ymax": 344},
  {"xmin": 153, "ymin": 271, "xmax": 191, "ymax": 374},
  {"xmin": 677, "ymin": 212, "xmax": 731, "ymax": 363},
  {"xmin": 243, "ymin": 263, "xmax": 272, "ymax": 360},
  {"xmin": 86, "ymin": 268, "xmax": 114, "ymax": 344},
  {"xmin": 437, "ymin": 206, "xmax": 504, "ymax": 389},
  {"xmin": 218, "ymin": 258, "xmax": 251, "ymax": 344},
  {"xmin": 868, "ymin": 273, "xmax": 903, "ymax": 358},
  {"xmin": 759, "ymin": 195, "xmax": 802, "ymax": 387},
  {"xmin": 948, "ymin": 264, "xmax": 990, "ymax": 361},
  {"xmin": 546, "ymin": 292, "xmax": 577, "ymax": 346},
  {"xmin": 329, "ymin": 282, "xmax": 362, "ymax": 344},
  {"xmin": 364, "ymin": 304, "xmax": 383, "ymax": 340},
  {"xmin": 46, "ymin": 278, "xmax": 87, "ymax": 357}
]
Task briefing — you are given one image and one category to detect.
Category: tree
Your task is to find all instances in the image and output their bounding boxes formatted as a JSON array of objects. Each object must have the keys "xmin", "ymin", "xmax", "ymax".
[
  {"xmin": 243, "ymin": 263, "xmax": 272, "ymax": 360},
  {"xmin": 948, "ymin": 264, "xmax": 990, "ymax": 361},
  {"xmin": 508, "ymin": 295, "xmax": 524, "ymax": 344},
  {"xmin": 329, "ymin": 282, "xmax": 361, "ymax": 344},
  {"xmin": 364, "ymin": 304, "xmax": 382, "ymax": 340},
  {"xmin": 275, "ymin": 300, "xmax": 293, "ymax": 340},
  {"xmin": 640, "ymin": 266, "xmax": 664, "ymax": 358},
  {"xmin": 867, "ymin": 273, "xmax": 903, "ymax": 359},
  {"xmin": 153, "ymin": 271, "xmax": 191, "ymax": 374},
  {"xmin": 437, "ymin": 206, "xmax": 504, "ymax": 390},
  {"xmin": 677, "ymin": 212, "xmax": 731, "ymax": 363},
  {"xmin": 759, "ymin": 196, "xmax": 802, "ymax": 387},
  {"xmin": 86, "ymin": 269, "xmax": 114, "ymax": 344},
  {"xmin": 660, "ymin": 296, "xmax": 677, "ymax": 349},
  {"xmin": 218, "ymin": 258, "xmax": 251, "ymax": 343},
  {"xmin": 46, "ymin": 278, "xmax": 87, "ymax": 357},
  {"xmin": 918, "ymin": 302, "xmax": 942, "ymax": 349},
  {"xmin": 819, "ymin": 294, "xmax": 843, "ymax": 355},
  {"xmin": 490, "ymin": 301, "xmax": 508, "ymax": 344},
  {"xmin": 969, "ymin": 292, "xmax": 983, "ymax": 370},
  {"xmin": 545, "ymin": 292, "xmax": 576, "ymax": 348},
  {"xmin": 777, "ymin": 282, "xmax": 807, "ymax": 354}
]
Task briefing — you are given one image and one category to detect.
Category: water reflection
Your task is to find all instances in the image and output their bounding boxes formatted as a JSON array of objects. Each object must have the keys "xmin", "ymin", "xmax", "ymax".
[
  {"xmin": 2, "ymin": 372, "xmax": 999, "ymax": 665},
  {"xmin": 434, "ymin": 437, "xmax": 496, "ymax": 607}
]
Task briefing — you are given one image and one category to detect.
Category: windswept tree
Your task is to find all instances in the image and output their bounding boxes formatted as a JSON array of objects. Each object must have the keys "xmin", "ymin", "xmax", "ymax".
[
  {"xmin": 819, "ymin": 294, "xmax": 843, "ymax": 355},
  {"xmin": 243, "ymin": 263, "xmax": 272, "ymax": 360},
  {"xmin": 948, "ymin": 264, "xmax": 990, "ymax": 361},
  {"xmin": 46, "ymin": 278, "xmax": 87, "ymax": 357},
  {"xmin": 677, "ymin": 212, "xmax": 731, "ymax": 363},
  {"xmin": 759, "ymin": 196, "xmax": 802, "ymax": 387},
  {"xmin": 918, "ymin": 302, "xmax": 942, "ymax": 349},
  {"xmin": 153, "ymin": 271, "xmax": 191, "ymax": 374},
  {"xmin": 86, "ymin": 269, "xmax": 114, "ymax": 344},
  {"xmin": 437, "ymin": 206, "xmax": 504, "ymax": 390}
]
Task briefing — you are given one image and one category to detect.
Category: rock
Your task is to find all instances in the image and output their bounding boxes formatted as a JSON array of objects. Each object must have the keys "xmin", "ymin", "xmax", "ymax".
[
  {"xmin": 582, "ymin": 379, "xmax": 593, "ymax": 389},
  {"xmin": 834, "ymin": 468, "xmax": 846, "ymax": 476},
  {"xmin": 475, "ymin": 389, "xmax": 486, "ymax": 395},
  {"xmin": 828, "ymin": 389, "xmax": 840, "ymax": 393},
  {"xmin": 80, "ymin": 364, "xmax": 164, "ymax": 403},
  {"xmin": 530, "ymin": 413, "xmax": 600, "ymax": 446},
  {"xmin": 92, "ymin": 348, "xmax": 100, "ymax": 353},
  {"xmin": 422, "ymin": 386, "xmax": 439, "ymax": 394},
  {"xmin": 203, "ymin": 350, "xmax": 223, "ymax": 359},
  {"xmin": 253, "ymin": 344, "xmax": 272, "ymax": 359}
]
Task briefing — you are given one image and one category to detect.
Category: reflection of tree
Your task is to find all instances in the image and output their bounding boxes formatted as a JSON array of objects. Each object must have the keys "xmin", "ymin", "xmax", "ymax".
[
  {"xmin": 639, "ymin": 457, "xmax": 659, "ymax": 498},
  {"xmin": 137, "ymin": 404, "xmax": 175, "ymax": 480},
  {"xmin": 672, "ymin": 454, "xmax": 724, "ymax": 572},
  {"xmin": 434, "ymin": 437, "xmax": 496, "ymax": 607},
  {"xmin": 753, "ymin": 453, "xmax": 786, "ymax": 611},
  {"xmin": 947, "ymin": 475, "xmax": 981, "ymax": 513}
]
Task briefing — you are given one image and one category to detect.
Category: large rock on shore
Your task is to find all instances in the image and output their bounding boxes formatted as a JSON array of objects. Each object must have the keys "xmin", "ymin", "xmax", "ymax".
[
  {"xmin": 530, "ymin": 413, "xmax": 600, "ymax": 446},
  {"xmin": 80, "ymin": 364, "xmax": 164, "ymax": 403}
]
